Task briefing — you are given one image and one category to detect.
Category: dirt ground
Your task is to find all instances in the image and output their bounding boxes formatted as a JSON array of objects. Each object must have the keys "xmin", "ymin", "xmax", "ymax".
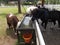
[
  {"xmin": 0, "ymin": 27, "xmax": 17, "ymax": 45},
  {"xmin": 0, "ymin": 36, "xmax": 16, "ymax": 45},
  {"xmin": 39, "ymin": 21, "xmax": 60, "ymax": 45}
]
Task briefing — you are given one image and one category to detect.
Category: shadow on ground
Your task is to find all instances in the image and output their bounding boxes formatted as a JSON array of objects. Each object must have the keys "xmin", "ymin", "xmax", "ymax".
[{"xmin": 6, "ymin": 28, "xmax": 17, "ymax": 39}]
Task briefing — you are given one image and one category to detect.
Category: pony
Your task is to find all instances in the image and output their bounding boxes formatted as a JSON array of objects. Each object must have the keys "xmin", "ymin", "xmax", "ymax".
[{"xmin": 6, "ymin": 13, "xmax": 19, "ymax": 33}]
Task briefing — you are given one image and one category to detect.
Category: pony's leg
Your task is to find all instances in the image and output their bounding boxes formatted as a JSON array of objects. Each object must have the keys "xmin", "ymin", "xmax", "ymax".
[
  {"xmin": 13, "ymin": 26, "xmax": 17, "ymax": 35},
  {"xmin": 13, "ymin": 24, "xmax": 16, "ymax": 32},
  {"xmin": 7, "ymin": 23, "xmax": 11, "ymax": 29}
]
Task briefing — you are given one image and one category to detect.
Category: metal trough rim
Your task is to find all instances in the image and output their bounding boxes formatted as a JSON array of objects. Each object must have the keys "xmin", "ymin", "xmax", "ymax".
[{"xmin": 34, "ymin": 20, "xmax": 46, "ymax": 45}]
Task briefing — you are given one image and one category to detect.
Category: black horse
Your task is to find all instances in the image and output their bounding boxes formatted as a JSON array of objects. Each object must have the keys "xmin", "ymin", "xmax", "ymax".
[
  {"xmin": 31, "ymin": 7, "xmax": 49, "ymax": 29},
  {"xmin": 31, "ymin": 7, "xmax": 60, "ymax": 29},
  {"xmin": 51, "ymin": 9, "xmax": 60, "ymax": 27}
]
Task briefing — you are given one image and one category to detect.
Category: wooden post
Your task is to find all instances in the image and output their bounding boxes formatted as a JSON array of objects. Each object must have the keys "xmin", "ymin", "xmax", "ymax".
[
  {"xmin": 18, "ymin": 0, "xmax": 21, "ymax": 13},
  {"xmin": 41, "ymin": 0, "xmax": 45, "ymax": 7}
]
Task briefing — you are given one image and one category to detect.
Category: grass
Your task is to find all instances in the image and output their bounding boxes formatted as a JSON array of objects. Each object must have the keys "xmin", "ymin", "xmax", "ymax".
[
  {"xmin": 0, "ymin": 6, "xmax": 27, "ymax": 16},
  {"xmin": 0, "ymin": 7, "xmax": 17, "ymax": 14},
  {"xmin": 0, "ymin": 6, "xmax": 27, "ymax": 45}
]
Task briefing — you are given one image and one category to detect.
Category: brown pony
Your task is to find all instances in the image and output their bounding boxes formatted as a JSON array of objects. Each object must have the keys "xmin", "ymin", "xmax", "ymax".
[{"xmin": 6, "ymin": 13, "xmax": 19, "ymax": 33}]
